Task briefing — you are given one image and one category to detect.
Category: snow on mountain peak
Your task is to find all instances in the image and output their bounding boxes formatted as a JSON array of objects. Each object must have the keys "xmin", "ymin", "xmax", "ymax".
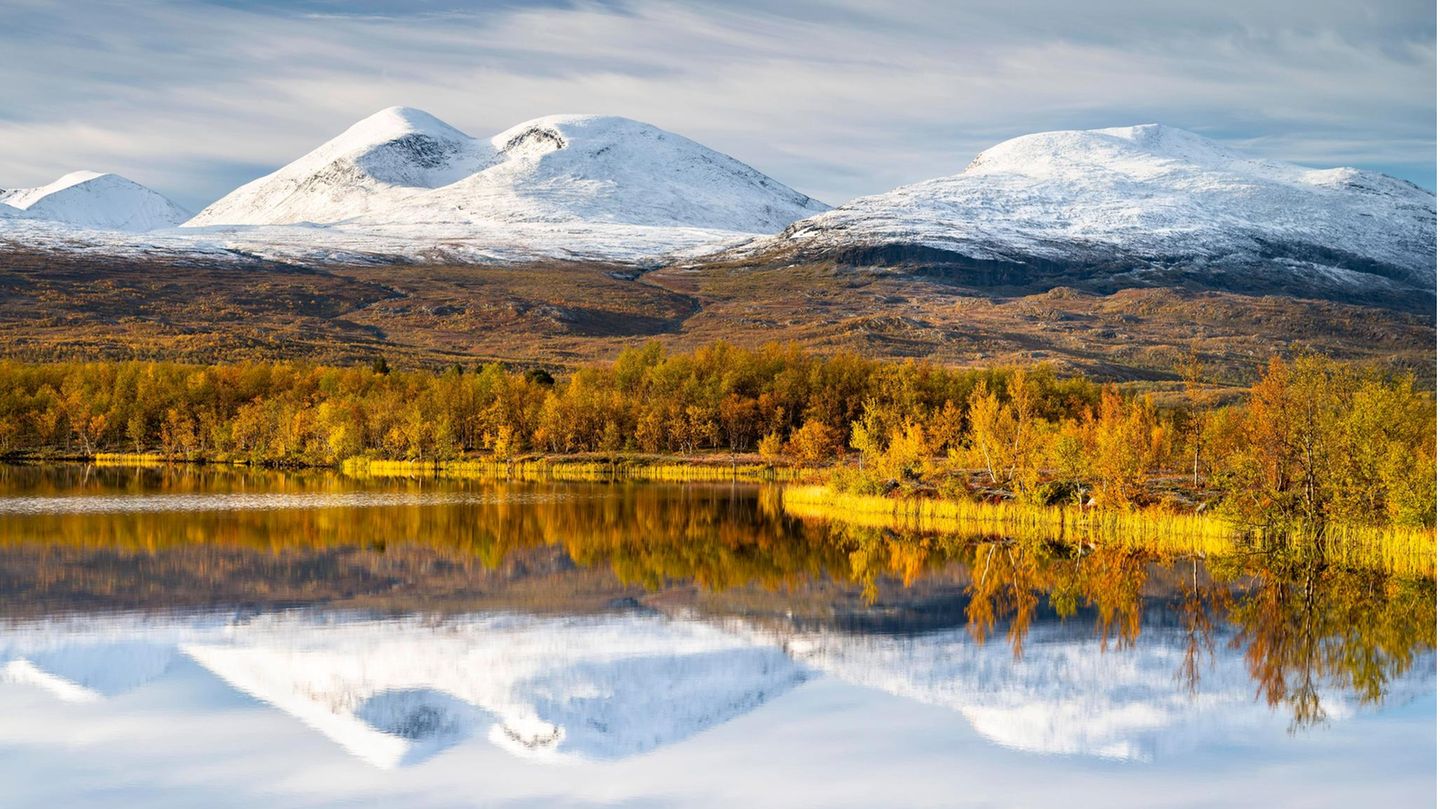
[
  {"xmin": 0, "ymin": 170, "xmax": 188, "ymax": 231},
  {"xmin": 4, "ymin": 611, "xmax": 1430, "ymax": 768},
  {"xmin": 185, "ymin": 109, "xmax": 828, "ymax": 236},
  {"xmin": 417, "ymin": 113, "xmax": 830, "ymax": 230},
  {"xmin": 20, "ymin": 169, "xmax": 109, "ymax": 197},
  {"xmin": 775, "ymin": 123, "xmax": 1436, "ymax": 293},
  {"xmin": 4, "ymin": 171, "xmax": 124, "ymax": 209},
  {"xmin": 963, "ymin": 123, "xmax": 1259, "ymax": 181},
  {"xmin": 186, "ymin": 107, "xmax": 492, "ymax": 226},
  {"xmin": 1096, "ymin": 122, "xmax": 1223, "ymax": 151},
  {"xmin": 7, "ymin": 117, "xmax": 1428, "ymax": 281},
  {"xmin": 494, "ymin": 116, "xmax": 574, "ymax": 160},
  {"xmin": 178, "ymin": 613, "xmax": 807, "ymax": 767},
  {"xmin": 322, "ymin": 106, "xmax": 485, "ymax": 186},
  {"xmin": 344, "ymin": 106, "xmax": 471, "ymax": 145}
]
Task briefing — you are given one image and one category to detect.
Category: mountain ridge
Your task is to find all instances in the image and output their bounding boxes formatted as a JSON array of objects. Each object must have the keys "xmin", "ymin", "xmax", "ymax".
[
  {"xmin": 0, "ymin": 117, "xmax": 1432, "ymax": 368},
  {"xmin": 745, "ymin": 123, "xmax": 1435, "ymax": 301},
  {"xmin": 2, "ymin": 610, "xmax": 1430, "ymax": 767},
  {"xmin": 186, "ymin": 107, "xmax": 829, "ymax": 235},
  {"xmin": 0, "ymin": 116, "xmax": 1430, "ymax": 299}
]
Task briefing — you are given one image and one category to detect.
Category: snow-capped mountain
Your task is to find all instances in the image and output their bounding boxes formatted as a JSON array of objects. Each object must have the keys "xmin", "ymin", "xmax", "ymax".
[
  {"xmin": 755, "ymin": 124, "xmax": 1436, "ymax": 298},
  {"xmin": 4, "ymin": 118, "xmax": 1430, "ymax": 286},
  {"xmin": 185, "ymin": 107, "xmax": 492, "ymax": 227},
  {"xmin": 183, "ymin": 106, "xmax": 828, "ymax": 259},
  {"xmin": 1, "ymin": 643, "xmax": 177, "ymax": 702},
  {"xmin": 0, "ymin": 612, "xmax": 233, "ymax": 701},
  {"xmin": 0, "ymin": 170, "xmax": 189, "ymax": 231}
]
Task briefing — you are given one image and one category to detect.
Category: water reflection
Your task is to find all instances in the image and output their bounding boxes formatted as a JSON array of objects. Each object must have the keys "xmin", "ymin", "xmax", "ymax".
[
  {"xmin": 839, "ymin": 534, "xmax": 1437, "ymax": 731},
  {"xmin": 177, "ymin": 613, "xmax": 807, "ymax": 768},
  {"xmin": 0, "ymin": 463, "xmax": 1433, "ymax": 773},
  {"xmin": 1, "ymin": 605, "xmax": 1432, "ymax": 768}
]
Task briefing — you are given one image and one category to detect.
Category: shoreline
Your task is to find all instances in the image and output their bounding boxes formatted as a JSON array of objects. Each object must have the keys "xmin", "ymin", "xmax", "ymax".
[
  {"xmin": 1, "ymin": 451, "xmax": 815, "ymax": 483},
  {"xmin": 780, "ymin": 484, "xmax": 1437, "ymax": 578},
  {"xmin": 6, "ymin": 454, "xmax": 1432, "ymax": 574}
]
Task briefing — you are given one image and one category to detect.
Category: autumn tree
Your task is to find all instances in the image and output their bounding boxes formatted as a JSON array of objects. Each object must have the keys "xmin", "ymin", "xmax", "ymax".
[
  {"xmin": 1090, "ymin": 387, "xmax": 1163, "ymax": 509},
  {"xmin": 785, "ymin": 418, "xmax": 841, "ymax": 467},
  {"xmin": 962, "ymin": 370, "xmax": 1045, "ymax": 499}
]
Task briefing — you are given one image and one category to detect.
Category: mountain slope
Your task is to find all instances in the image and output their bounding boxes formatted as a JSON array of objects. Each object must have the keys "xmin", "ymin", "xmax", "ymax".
[
  {"xmin": 0, "ymin": 171, "xmax": 189, "ymax": 231},
  {"xmin": 751, "ymin": 124, "xmax": 1436, "ymax": 302},
  {"xmin": 185, "ymin": 107, "xmax": 491, "ymax": 226},
  {"xmin": 186, "ymin": 107, "xmax": 827, "ymax": 239},
  {"xmin": 416, "ymin": 114, "xmax": 828, "ymax": 231}
]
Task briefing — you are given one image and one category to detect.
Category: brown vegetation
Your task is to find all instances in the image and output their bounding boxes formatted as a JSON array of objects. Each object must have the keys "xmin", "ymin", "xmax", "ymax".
[{"xmin": 1, "ymin": 248, "xmax": 1432, "ymax": 381}]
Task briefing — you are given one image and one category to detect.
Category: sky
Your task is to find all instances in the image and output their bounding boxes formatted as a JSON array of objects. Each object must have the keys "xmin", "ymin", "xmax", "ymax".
[{"xmin": 0, "ymin": 0, "xmax": 1434, "ymax": 212}]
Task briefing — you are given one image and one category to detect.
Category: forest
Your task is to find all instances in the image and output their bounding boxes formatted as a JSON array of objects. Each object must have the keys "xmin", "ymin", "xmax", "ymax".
[{"xmin": 0, "ymin": 342, "xmax": 1433, "ymax": 532}]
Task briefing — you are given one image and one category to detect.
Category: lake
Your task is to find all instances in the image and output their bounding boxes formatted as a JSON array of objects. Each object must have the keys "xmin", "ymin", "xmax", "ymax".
[{"xmin": 0, "ymin": 463, "xmax": 1434, "ymax": 808}]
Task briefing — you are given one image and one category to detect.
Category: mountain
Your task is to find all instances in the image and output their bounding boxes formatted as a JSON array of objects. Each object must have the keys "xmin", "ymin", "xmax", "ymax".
[
  {"xmin": 1, "ymin": 120, "xmax": 1434, "ymax": 373},
  {"xmin": 747, "ymin": 124, "xmax": 1436, "ymax": 304},
  {"xmin": 185, "ymin": 107, "xmax": 491, "ymax": 227},
  {"xmin": 0, "ymin": 170, "xmax": 189, "ymax": 231},
  {"xmin": 183, "ymin": 107, "xmax": 828, "ymax": 262},
  {"xmin": 0, "ymin": 643, "xmax": 177, "ymax": 702}
]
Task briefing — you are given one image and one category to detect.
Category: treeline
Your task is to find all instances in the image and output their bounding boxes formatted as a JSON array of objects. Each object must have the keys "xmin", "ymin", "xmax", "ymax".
[
  {"xmin": 836, "ymin": 355, "xmax": 1435, "ymax": 531},
  {"xmin": 0, "ymin": 343, "xmax": 1432, "ymax": 528},
  {"xmin": 0, "ymin": 343, "xmax": 1091, "ymax": 463}
]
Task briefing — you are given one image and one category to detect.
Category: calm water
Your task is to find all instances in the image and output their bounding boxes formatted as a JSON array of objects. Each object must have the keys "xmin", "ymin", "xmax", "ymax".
[{"xmin": 0, "ymin": 464, "xmax": 1434, "ymax": 808}]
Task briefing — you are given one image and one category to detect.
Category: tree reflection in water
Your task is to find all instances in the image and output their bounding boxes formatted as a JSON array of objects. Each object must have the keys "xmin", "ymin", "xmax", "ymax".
[
  {"xmin": 0, "ymin": 463, "xmax": 1432, "ymax": 731},
  {"xmin": 837, "ymin": 523, "xmax": 1434, "ymax": 731}
]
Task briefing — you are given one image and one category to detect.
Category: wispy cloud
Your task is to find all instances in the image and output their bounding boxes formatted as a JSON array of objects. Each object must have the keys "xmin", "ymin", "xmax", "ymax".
[{"xmin": 0, "ymin": 0, "xmax": 1432, "ymax": 210}]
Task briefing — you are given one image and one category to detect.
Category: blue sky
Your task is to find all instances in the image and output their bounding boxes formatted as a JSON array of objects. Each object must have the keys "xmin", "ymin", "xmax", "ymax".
[{"xmin": 0, "ymin": 0, "xmax": 1433, "ymax": 211}]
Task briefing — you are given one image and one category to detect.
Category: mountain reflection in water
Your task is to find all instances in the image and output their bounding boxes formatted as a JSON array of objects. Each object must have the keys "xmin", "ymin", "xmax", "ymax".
[{"xmin": 0, "ymin": 463, "xmax": 1433, "ymax": 775}]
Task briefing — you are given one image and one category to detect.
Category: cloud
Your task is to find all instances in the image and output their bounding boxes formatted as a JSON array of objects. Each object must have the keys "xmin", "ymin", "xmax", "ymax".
[{"xmin": 0, "ymin": 0, "xmax": 1432, "ymax": 210}]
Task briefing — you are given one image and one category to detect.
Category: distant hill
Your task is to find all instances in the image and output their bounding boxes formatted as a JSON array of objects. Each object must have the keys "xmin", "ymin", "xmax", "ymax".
[
  {"xmin": 0, "ymin": 116, "xmax": 1432, "ymax": 376},
  {"xmin": 178, "ymin": 106, "xmax": 828, "ymax": 263},
  {"xmin": 734, "ymin": 124, "xmax": 1435, "ymax": 306},
  {"xmin": 0, "ymin": 171, "xmax": 188, "ymax": 231}
]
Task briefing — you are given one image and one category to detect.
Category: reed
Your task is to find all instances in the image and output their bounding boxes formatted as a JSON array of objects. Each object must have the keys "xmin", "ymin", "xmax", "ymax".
[
  {"xmin": 92, "ymin": 452, "xmax": 179, "ymax": 467},
  {"xmin": 341, "ymin": 456, "xmax": 812, "ymax": 483},
  {"xmin": 781, "ymin": 484, "xmax": 1437, "ymax": 576},
  {"xmin": 1302, "ymin": 523, "xmax": 1439, "ymax": 579},
  {"xmin": 58, "ymin": 452, "xmax": 814, "ymax": 483}
]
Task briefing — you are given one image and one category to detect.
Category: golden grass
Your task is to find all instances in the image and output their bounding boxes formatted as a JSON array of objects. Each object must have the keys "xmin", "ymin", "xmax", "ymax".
[
  {"xmin": 1305, "ymin": 522, "xmax": 1438, "ymax": 579},
  {"xmin": 91, "ymin": 453, "xmax": 169, "ymax": 467},
  {"xmin": 66, "ymin": 452, "xmax": 814, "ymax": 483},
  {"xmin": 4, "ymin": 246, "xmax": 1432, "ymax": 382},
  {"xmin": 342, "ymin": 456, "xmax": 811, "ymax": 483},
  {"xmin": 781, "ymin": 484, "xmax": 1437, "ymax": 577}
]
